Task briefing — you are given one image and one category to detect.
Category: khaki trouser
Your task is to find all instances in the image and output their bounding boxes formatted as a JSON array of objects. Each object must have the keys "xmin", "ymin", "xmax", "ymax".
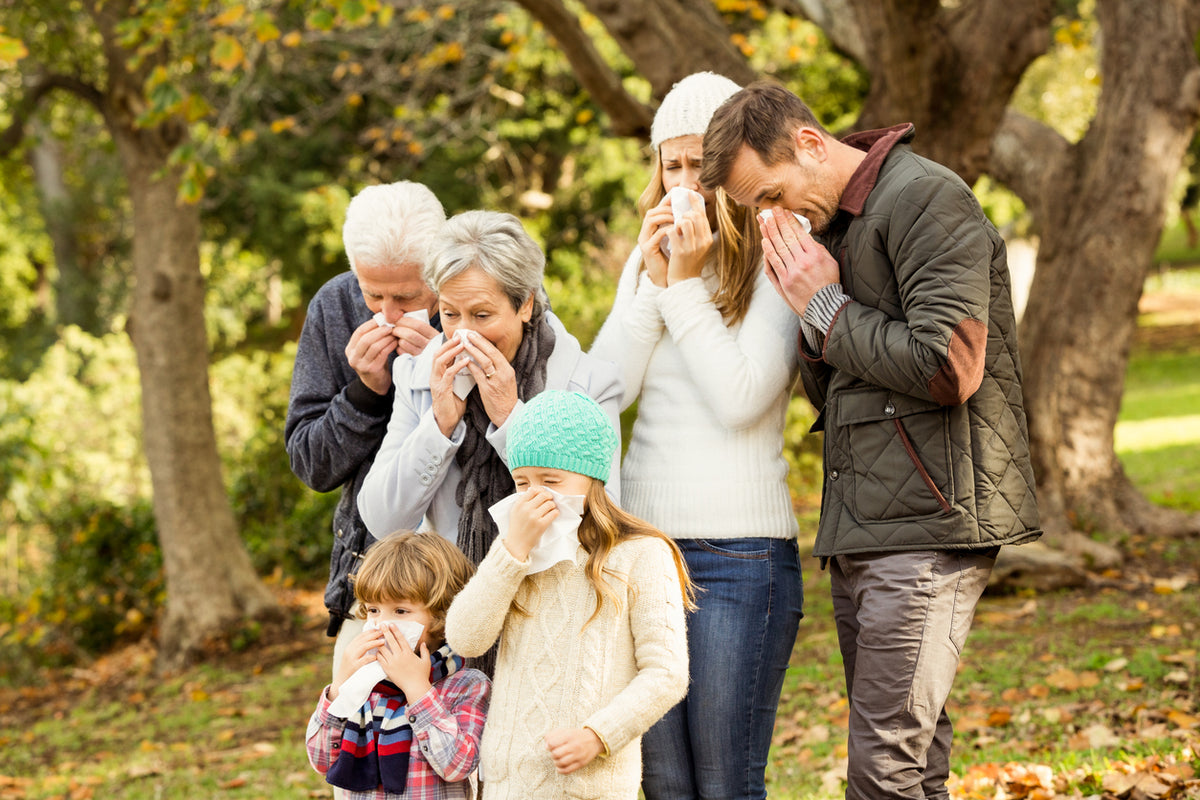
[{"xmin": 831, "ymin": 548, "xmax": 996, "ymax": 800}]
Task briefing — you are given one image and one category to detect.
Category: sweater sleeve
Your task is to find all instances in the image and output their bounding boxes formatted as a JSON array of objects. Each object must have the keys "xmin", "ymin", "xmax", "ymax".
[
  {"xmin": 589, "ymin": 246, "xmax": 665, "ymax": 411},
  {"xmin": 823, "ymin": 175, "xmax": 993, "ymax": 406},
  {"xmin": 657, "ymin": 268, "xmax": 802, "ymax": 429},
  {"xmin": 357, "ymin": 354, "xmax": 463, "ymax": 537},
  {"xmin": 581, "ymin": 539, "xmax": 689, "ymax": 756},
  {"xmin": 285, "ymin": 294, "xmax": 392, "ymax": 493},
  {"xmin": 444, "ymin": 538, "xmax": 530, "ymax": 658}
]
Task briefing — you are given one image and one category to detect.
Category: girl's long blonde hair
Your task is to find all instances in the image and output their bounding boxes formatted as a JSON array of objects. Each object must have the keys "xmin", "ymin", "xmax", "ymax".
[
  {"xmin": 637, "ymin": 154, "xmax": 762, "ymax": 327},
  {"xmin": 577, "ymin": 479, "xmax": 697, "ymax": 625}
]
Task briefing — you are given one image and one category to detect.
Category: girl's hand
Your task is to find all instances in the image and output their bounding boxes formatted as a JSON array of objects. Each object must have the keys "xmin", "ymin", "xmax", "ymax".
[
  {"xmin": 457, "ymin": 330, "xmax": 518, "ymax": 427},
  {"xmin": 329, "ymin": 625, "xmax": 388, "ymax": 701},
  {"xmin": 430, "ymin": 335, "xmax": 469, "ymax": 437},
  {"xmin": 665, "ymin": 189, "xmax": 713, "ymax": 285},
  {"xmin": 637, "ymin": 200, "xmax": 674, "ymax": 288},
  {"xmin": 545, "ymin": 727, "xmax": 604, "ymax": 774},
  {"xmin": 503, "ymin": 487, "xmax": 558, "ymax": 562},
  {"xmin": 376, "ymin": 626, "xmax": 433, "ymax": 703}
]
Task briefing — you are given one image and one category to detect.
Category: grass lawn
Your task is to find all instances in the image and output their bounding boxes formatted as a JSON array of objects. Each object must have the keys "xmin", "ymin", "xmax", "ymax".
[{"xmin": 1, "ymin": 270, "xmax": 1198, "ymax": 799}]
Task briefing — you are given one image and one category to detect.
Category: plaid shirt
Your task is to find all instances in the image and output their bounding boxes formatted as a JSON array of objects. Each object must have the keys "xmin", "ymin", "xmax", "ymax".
[{"xmin": 307, "ymin": 668, "xmax": 490, "ymax": 800}]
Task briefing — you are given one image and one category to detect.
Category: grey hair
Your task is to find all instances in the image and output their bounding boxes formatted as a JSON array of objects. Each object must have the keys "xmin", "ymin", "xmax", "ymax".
[
  {"xmin": 424, "ymin": 210, "xmax": 548, "ymax": 317},
  {"xmin": 342, "ymin": 181, "xmax": 446, "ymax": 272}
]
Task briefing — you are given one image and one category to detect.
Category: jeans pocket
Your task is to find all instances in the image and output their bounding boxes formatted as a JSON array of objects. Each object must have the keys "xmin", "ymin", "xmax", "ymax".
[{"xmin": 695, "ymin": 538, "xmax": 770, "ymax": 559}]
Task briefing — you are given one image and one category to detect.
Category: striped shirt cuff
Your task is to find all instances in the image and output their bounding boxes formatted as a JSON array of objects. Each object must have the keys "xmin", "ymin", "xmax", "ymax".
[{"xmin": 802, "ymin": 284, "xmax": 850, "ymax": 350}]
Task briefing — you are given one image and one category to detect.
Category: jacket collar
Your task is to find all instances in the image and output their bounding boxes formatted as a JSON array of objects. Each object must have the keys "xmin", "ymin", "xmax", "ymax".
[{"xmin": 838, "ymin": 123, "xmax": 915, "ymax": 216}]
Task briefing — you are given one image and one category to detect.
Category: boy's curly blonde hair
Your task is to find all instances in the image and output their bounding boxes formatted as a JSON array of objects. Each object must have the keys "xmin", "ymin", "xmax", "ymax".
[{"xmin": 349, "ymin": 531, "xmax": 475, "ymax": 647}]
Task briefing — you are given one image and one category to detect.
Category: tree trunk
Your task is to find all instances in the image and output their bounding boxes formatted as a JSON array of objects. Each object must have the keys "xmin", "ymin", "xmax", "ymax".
[
  {"xmin": 843, "ymin": 0, "xmax": 1053, "ymax": 184},
  {"xmin": 113, "ymin": 126, "xmax": 281, "ymax": 669},
  {"xmin": 91, "ymin": 0, "xmax": 280, "ymax": 668},
  {"xmin": 990, "ymin": 0, "xmax": 1200, "ymax": 541},
  {"xmin": 28, "ymin": 120, "xmax": 99, "ymax": 334}
]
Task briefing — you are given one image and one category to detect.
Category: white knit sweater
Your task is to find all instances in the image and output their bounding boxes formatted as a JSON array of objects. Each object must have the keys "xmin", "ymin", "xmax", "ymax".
[
  {"xmin": 444, "ymin": 534, "xmax": 689, "ymax": 800},
  {"xmin": 590, "ymin": 246, "xmax": 802, "ymax": 540}
]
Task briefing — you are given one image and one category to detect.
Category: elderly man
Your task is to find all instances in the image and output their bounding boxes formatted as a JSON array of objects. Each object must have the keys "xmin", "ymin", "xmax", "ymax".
[
  {"xmin": 700, "ymin": 81, "xmax": 1041, "ymax": 800},
  {"xmin": 285, "ymin": 181, "xmax": 446, "ymax": 665}
]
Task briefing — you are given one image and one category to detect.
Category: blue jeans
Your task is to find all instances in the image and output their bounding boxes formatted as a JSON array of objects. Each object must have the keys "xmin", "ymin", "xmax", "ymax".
[{"xmin": 641, "ymin": 537, "xmax": 804, "ymax": 800}]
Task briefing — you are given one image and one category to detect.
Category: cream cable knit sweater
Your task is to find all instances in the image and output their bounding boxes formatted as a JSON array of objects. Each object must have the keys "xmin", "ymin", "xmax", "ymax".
[
  {"xmin": 590, "ymin": 246, "xmax": 802, "ymax": 540},
  {"xmin": 444, "ymin": 534, "xmax": 688, "ymax": 800}
]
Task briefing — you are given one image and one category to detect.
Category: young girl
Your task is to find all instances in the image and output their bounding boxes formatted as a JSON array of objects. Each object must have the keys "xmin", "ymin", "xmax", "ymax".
[
  {"xmin": 444, "ymin": 390, "xmax": 693, "ymax": 800},
  {"xmin": 306, "ymin": 532, "xmax": 491, "ymax": 799}
]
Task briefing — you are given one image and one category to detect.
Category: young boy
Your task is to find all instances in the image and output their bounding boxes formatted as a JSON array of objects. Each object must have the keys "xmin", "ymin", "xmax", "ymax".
[{"xmin": 307, "ymin": 531, "xmax": 490, "ymax": 799}]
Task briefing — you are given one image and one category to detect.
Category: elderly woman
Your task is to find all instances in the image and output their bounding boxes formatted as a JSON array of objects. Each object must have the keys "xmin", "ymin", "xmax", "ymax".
[{"xmin": 358, "ymin": 210, "xmax": 622, "ymax": 566}]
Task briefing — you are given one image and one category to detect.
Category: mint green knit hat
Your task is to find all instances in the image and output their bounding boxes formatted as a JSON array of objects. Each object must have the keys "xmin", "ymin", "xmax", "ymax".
[{"xmin": 507, "ymin": 391, "xmax": 618, "ymax": 483}]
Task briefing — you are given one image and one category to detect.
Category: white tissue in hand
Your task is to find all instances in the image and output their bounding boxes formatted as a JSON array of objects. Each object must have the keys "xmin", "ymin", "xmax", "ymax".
[
  {"xmin": 452, "ymin": 329, "xmax": 480, "ymax": 399},
  {"xmin": 661, "ymin": 187, "xmax": 707, "ymax": 256},
  {"xmin": 373, "ymin": 311, "xmax": 395, "ymax": 329},
  {"xmin": 327, "ymin": 619, "xmax": 425, "ymax": 718},
  {"xmin": 405, "ymin": 308, "xmax": 430, "ymax": 324},
  {"xmin": 488, "ymin": 488, "xmax": 586, "ymax": 574},
  {"xmin": 374, "ymin": 309, "xmax": 430, "ymax": 329},
  {"xmin": 758, "ymin": 208, "xmax": 811, "ymax": 233}
]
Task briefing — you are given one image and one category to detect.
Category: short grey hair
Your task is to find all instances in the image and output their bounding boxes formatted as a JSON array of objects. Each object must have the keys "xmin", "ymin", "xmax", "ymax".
[
  {"xmin": 342, "ymin": 181, "xmax": 446, "ymax": 272},
  {"xmin": 424, "ymin": 210, "xmax": 548, "ymax": 317}
]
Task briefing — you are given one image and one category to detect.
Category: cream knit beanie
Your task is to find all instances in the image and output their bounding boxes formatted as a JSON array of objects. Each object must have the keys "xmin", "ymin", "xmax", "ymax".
[{"xmin": 650, "ymin": 71, "xmax": 743, "ymax": 150}]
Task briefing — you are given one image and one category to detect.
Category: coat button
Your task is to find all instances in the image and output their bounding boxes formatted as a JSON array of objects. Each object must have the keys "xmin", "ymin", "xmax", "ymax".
[
  {"xmin": 830, "ymin": 470, "xmax": 840, "ymax": 480},
  {"xmin": 431, "ymin": 454, "xmax": 443, "ymax": 466},
  {"xmin": 419, "ymin": 473, "xmax": 432, "ymax": 485},
  {"xmin": 884, "ymin": 402, "xmax": 896, "ymax": 416}
]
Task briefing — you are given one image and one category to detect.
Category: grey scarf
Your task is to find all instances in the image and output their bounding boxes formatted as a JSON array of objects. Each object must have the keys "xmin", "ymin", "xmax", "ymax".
[{"xmin": 454, "ymin": 313, "xmax": 556, "ymax": 566}]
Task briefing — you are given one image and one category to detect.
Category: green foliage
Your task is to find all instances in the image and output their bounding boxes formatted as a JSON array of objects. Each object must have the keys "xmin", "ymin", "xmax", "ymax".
[
  {"xmin": 0, "ymin": 500, "xmax": 161, "ymax": 679},
  {"xmin": 1010, "ymin": 0, "xmax": 1100, "ymax": 144},
  {"xmin": 211, "ymin": 345, "xmax": 336, "ymax": 580}
]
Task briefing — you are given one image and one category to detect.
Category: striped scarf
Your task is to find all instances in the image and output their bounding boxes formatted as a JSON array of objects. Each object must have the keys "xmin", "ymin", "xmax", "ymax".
[{"xmin": 325, "ymin": 645, "xmax": 462, "ymax": 793}]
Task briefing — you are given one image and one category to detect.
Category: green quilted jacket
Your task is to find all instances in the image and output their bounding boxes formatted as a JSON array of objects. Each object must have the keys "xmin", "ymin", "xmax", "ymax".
[{"xmin": 802, "ymin": 124, "xmax": 1042, "ymax": 559}]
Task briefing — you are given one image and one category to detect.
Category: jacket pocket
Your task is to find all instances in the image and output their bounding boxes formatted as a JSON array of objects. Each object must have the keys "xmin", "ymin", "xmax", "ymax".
[{"xmin": 836, "ymin": 388, "xmax": 953, "ymax": 522}]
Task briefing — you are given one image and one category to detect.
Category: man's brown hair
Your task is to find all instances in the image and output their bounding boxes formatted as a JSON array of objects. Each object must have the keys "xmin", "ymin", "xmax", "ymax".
[
  {"xmin": 350, "ymin": 531, "xmax": 475, "ymax": 647},
  {"xmin": 700, "ymin": 80, "xmax": 829, "ymax": 192}
]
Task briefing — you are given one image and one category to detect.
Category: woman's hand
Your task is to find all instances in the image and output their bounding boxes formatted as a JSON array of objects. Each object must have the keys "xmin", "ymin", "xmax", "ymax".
[
  {"xmin": 502, "ymin": 487, "xmax": 558, "ymax": 562},
  {"xmin": 376, "ymin": 626, "xmax": 433, "ymax": 703},
  {"xmin": 665, "ymin": 189, "xmax": 712, "ymax": 285},
  {"xmin": 329, "ymin": 625, "xmax": 388, "ymax": 701},
  {"xmin": 637, "ymin": 200, "xmax": 674, "ymax": 288},
  {"xmin": 545, "ymin": 727, "xmax": 604, "ymax": 774},
  {"xmin": 458, "ymin": 330, "xmax": 518, "ymax": 427},
  {"xmin": 430, "ymin": 335, "xmax": 469, "ymax": 438}
]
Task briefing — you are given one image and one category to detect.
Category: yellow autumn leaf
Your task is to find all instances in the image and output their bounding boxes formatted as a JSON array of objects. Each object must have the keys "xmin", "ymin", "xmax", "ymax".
[
  {"xmin": 282, "ymin": 31, "xmax": 303, "ymax": 47},
  {"xmin": 211, "ymin": 33, "xmax": 245, "ymax": 71},
  {"xmin": 212, "ymin": 4, "xmax": 245, "ymax": 27},
  {"xmin": 270, "ymin": 117, "xmax": 296, "ymax": 133}
]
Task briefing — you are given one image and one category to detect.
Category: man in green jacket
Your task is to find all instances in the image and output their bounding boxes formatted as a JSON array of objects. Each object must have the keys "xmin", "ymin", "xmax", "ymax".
[{"xmin": 701, "ymin": 81, "xmax": 1041, "ymax": 800}]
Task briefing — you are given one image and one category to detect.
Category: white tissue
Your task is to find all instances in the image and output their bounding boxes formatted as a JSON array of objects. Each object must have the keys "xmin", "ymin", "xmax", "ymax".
[
  {"xmin": 488, "ymin": 488, "xmax": 586, "ymax": 574},
  {"xmin": 374, "ymin": 308, "xmax": 430, "ymax": 329},
  {"xmin": 661, "ymin": 187, "xmax": 707, "ymax": 257},
  {"xmin": 758, "ymin": 208, "xmax": 812, "ymax": 233},
  {"xmin": 327, "ymin": 619, "xmax": 425, "ymax": 718},
  {"xmin": 452, "ymin": 329, "xmax": 480, "ymax": 399}
]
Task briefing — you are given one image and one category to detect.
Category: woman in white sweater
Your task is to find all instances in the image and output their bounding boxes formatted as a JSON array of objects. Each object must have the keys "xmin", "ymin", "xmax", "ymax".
[{"xmin": 589, "ymin": 72, "xmax": 805, "ymax": 800}]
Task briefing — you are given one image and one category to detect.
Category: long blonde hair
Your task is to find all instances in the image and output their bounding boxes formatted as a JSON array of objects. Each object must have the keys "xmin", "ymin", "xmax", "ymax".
[
  {"xmin": 637, "ymin": 154, "xmax": 762, "ymax": 326},
  {"xmin": 577, "ymin": 479, "xmax": 697, "ymax": 625}
]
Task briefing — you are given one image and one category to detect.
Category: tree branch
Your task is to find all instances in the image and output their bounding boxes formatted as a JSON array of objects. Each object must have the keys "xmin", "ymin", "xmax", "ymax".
[
  {"xmin": 989, "ymin": 109, "xmax": 1070, "ymax": 220},
  {"xmin": 0, "ymin": 72, "xmax": 106, "ymax": 159},
  {"xmin": 511, "ymin": 0, "xmax": 653, "ymax": 138}
]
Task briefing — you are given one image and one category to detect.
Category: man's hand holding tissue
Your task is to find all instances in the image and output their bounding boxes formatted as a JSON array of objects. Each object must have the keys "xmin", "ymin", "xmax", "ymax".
[{"xmin": 502, "ymin": 488, "xmax": 559, "ymax": 562}]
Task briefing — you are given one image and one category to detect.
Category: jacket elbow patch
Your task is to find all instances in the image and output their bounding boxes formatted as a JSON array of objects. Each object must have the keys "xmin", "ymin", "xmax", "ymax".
[{"xmin": 929, "ymin": 318, "xmax": 986, "ymax": 405}]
